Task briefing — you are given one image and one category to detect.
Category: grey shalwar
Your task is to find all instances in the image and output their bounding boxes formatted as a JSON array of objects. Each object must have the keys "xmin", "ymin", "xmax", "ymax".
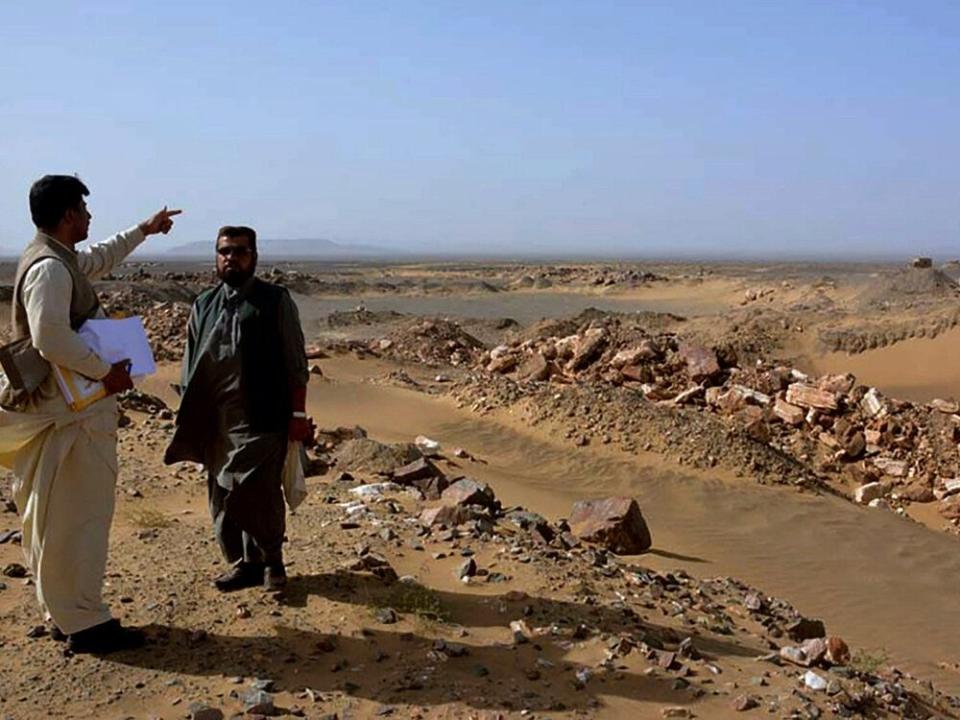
[{"xmin": 166, "ymin": 278, "xmax": 308, "ymax": 566}]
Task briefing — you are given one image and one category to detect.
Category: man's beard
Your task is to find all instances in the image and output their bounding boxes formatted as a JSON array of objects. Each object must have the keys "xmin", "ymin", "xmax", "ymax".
[{"xmin": 218, "ymin": 265, "xmax": 256, "ymax": 287}]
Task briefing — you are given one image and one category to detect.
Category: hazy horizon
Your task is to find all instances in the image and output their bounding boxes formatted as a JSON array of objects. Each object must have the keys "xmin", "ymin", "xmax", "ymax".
[{"xmin": 2, "ymin": 2, "xmax": 959, "ymax": 260}]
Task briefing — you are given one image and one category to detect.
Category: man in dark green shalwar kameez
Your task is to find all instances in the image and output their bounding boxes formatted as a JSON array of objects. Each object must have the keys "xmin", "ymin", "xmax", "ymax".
[{"xmin": 165, "ymin": 226, "xmax": 311, "ymax": 592}]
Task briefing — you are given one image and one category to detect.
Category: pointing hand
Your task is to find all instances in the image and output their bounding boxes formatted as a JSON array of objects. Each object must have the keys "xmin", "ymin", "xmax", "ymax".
[{"xmin": 139, "ymin": 206, "xmax": 183, "ymax": 236}]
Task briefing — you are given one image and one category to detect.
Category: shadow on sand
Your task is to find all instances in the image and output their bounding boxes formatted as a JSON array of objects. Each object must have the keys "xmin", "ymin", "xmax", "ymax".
[{"xmin": 107, "ymin": 571, "xmax": 766, "ymax": 713}]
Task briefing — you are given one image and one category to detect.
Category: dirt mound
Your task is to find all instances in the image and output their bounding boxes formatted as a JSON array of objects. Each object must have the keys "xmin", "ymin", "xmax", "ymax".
[
  {"xmin": 326, "ymin": 308, "xmax": 406, "ymax": 328},
  {"xmin": 438, "ymin": 313, "xmax": 960, "ymax": 526},
  {"xmin": 856, "ymin": 267, "xmax": 960, "ymax": 309},
  {"xmin": 373, "ymin": 318, "xmax": 487, "ymax": 367},
  {"xmin": 332, "ymin": 437, "xmax": 423, "ymax": 474},
  {"xmin": 507, "ymin": 265, "xmax": 668, "ymax": 290},
  {"xmin": 516, "ymin": 309, "xmax": 684, "ymax": 345},
  {"xmin": 819, "ymin": 309, "xmax": 960, "ymax": 354}
]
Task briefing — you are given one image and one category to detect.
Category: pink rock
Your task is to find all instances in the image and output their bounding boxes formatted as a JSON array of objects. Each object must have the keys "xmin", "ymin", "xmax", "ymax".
[
  {"xmin": 678, "ymin": 343, "xmax": 721, "ymax": 381},
  {"xmin": 441, "ymin": 478, "xmax": 496, "ymax": 508},
  {"xmin": 569, "ymin": 497, "xmax": 652, "ymax": 554},
  {"xmin": 420, "ymin": 505, "xmax": 470, "ymax": 527}
]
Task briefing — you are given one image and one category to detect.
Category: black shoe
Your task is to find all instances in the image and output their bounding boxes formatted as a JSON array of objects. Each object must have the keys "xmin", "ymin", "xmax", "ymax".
[
  {"xmin": 67, "ymin": 619, "xmax": 145, "ymax": 654},
  {"xmin": 264, "ymin": 565, "xmax": 287, "ymax": 591},
  {"xmin": 50, "ymin": 625, "xmax": 67, "ymax": 642},
  {"xmin": 213, "ymin": 562, "xmax": 264, "ymax": 592}
]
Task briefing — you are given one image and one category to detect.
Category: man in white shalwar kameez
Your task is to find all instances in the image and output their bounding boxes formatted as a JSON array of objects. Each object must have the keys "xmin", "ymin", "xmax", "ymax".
[{"xmin": 0, "ymin": 175, "xmax": 180, "ymax": 654}]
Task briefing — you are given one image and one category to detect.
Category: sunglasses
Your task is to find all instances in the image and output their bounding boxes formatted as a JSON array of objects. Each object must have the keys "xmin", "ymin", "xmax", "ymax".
[{"xmin": 217, "ymin": 246, "xmax": 253, "ymax": 258}]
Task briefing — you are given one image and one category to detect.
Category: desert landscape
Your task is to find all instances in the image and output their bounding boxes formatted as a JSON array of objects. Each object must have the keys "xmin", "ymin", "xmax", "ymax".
[{"xmin": 3, "ymin": 257, "xmax": 960, "ymax": 719}]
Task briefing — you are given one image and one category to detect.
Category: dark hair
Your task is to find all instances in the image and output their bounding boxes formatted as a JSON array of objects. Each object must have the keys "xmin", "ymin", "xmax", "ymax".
[
  {"xmin": 29, "ymin": 175, "xmax": 90, "ymax": 230},
  {"xmin": 216, "ymin": 225, "xmax": 257, "ymax": 252}
]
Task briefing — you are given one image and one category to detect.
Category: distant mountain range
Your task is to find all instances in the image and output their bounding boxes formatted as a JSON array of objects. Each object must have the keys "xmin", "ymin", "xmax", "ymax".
[{"xmin": 166, "ymin": 238, "xmax": 405, "ymax": 259}]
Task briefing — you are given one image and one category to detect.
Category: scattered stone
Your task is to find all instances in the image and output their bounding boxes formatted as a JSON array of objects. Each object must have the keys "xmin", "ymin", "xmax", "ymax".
[
  {"xmin": 0, "ymin": 530, "xmax": 22, "ymax": 545},
  {"xmin": 825, "ymin": 636, "xmax": 850, "ymax": 665},
  {"xmin": 803, "ymin": 670, "xmax": 828, "ymax": 691},
  {"xmin": 786, "ymin": 383, "xmax": 838, "ymax": 412},
  {"xmin": 376, "ymin": 608, "xmax": 398, "ymax": 624},
  {"xmin": 239, "ymin": 689, "xmax": 275, "ymax": 714},
  {"xmin": 568, "ymin": 497, "xmax": 652, "ymax": 554},
  {"xmin": 456, "ymin": 558, "xmax": 477, "ymax": 580},
  {"xmin": 678, "ymin": 342, "xmax": 720, "ymax": 381},
  {"xmin": 441, "ymin": 478, "xmax": 497, "ymax": 509},
  {"xmin": 188, "ymin": 704, "xmax": 224, "ymax": 720},
  {"xmin": 786, "ymin": 617, "xmax": 826, "ymax": 641},
  {"xmin": 420, "ymin": 505, "xmax": 470, "ymax": 527},
  {"xmin": 855, "ymin": 482, "xmax": 885, "ymax": 505},
  {"xmin": 773, "ymin": 398, "xmax": 805, "ymax": 426},
  {"xmin": 2, "ymin": 563, "xmax": 27, "ymax": 578},
  {"xmin": 393, "ymin": 458, "xmax": 441, "ymax": 485},
  {"xmin": 509, "ymin": 619, "xmax": 532, "ymax": 644}
]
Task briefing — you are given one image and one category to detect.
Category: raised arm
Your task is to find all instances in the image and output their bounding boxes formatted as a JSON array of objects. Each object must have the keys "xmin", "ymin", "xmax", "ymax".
[{"xmin": 76, "ymin": 207, "xmax": 182, "ymax": 280}]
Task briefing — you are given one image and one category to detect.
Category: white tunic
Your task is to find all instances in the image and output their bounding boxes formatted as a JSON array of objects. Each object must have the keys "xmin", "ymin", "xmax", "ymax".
[{"xmin": 0, "ymin": 226, "xmax": 145, "ymax": 633}]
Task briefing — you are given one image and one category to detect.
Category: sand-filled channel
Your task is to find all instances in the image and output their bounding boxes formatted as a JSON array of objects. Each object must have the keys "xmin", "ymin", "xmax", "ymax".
[
  {"xmin": 306, "ymin": 358, "xmax": 960, "ymax": 693},
  {"xmin": 294, "ymin": 284, "xmax": 733, "ymax": 331},
  {"xmin": 804, "ymin": 325, "xmax": 960, "ymax": 403}
]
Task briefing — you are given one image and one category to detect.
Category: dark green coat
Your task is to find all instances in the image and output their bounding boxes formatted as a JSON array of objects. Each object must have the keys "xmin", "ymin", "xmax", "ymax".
[{"xmin": 164, "ymin": 278, "xmax": 307, "ymax": 465}]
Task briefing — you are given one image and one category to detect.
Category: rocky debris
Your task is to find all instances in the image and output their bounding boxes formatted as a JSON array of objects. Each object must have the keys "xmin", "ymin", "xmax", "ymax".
[
  {"xmin": 731, "ymin": 694, "xmax": 759, "ymax": 711},
  {"xmin": 819, "ymin": 307, "xmax": 960, "ymax": 354},
  {"xmin": 786, "ymin": 616, "xmax": 826, "ymax": 641},
  {"xmin": 508, "ymin": 265, "xmax": 667, "ymax": 290},
  {"xmin": 119, "ymin": 389, "xmax": 171, "ymax": 416},
  {"xmin": 2, "ymin": 562, "xmax": 28, "ymax": 578},
  {"xmin": 456, "ymin": 557, "xmax": 477, "ymax": 580},
  {"xmin": 440, "ymin": 478, "xmax": 498, "ymax": 510},
  {"xmin": 238, "ymin": 688, "xmax": 275, "ymax": 715},
  {"xmin": 327, "ymin": 308, "xmax": 405, "ymax": 328},
  {"xmin": 855, "ymin": 482, "xmax": 885, "ymax": 505},
  {"xmin": 858, "ymin": 265, "xmax": 960, "ymax": 309},
  {"xmin": 419, "ymin": 505, "xmax": 471, "ymax": 528},
  {"xmin": 0, "ymin": 413, "xmax": 954, "ymax": 720},
  {"xmin": 432, "ymin": 311, "xmax": 960, "ymax": 529},
  {"xmin": 374, "ymin": 318, "xmax": 486, "ymax": 367},
  {"xmin": 98, "ymin": 286, "xmax": 195, "ymax": 362},
  {"xmin": 678, "ymin": 342, "xmax": 721, "ymax": 382},
  {"xmin": 332, "ymin": 437, "xmax": 422, "ymax": 475},
  {"xmin": 188, "ymin": 704, "xmax": 224, "ymax": 720},
  {"xmin": 391, "ymin": 458, "xmax": 449, "ymax": 499},
  {"xmin": 568, "ymin": 497, "xmax": 652, "ymax": 554}
]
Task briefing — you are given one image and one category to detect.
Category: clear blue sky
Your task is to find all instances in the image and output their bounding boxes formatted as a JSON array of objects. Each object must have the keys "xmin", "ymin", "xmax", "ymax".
[{"xmin": 1, "ymin": 1, "xmax": 959, "ymax": 259}]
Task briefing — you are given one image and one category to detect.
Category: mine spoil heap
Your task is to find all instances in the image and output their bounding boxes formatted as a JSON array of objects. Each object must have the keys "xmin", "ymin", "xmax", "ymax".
[{"xmin": 352, "ymin": 311, "xmax": 960, "ymax": 531}]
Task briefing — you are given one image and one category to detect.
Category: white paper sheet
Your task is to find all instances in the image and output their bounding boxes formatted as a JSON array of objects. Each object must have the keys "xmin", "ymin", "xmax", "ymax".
[{"xmin": 78, "ymin": 317, "xmax": 157, "ymax": 377}]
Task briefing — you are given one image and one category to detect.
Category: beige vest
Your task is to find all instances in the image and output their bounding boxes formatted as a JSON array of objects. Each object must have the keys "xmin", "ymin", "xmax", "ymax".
[{"xmin": 12, "ymin": 233, "xmax": 100, "ymax": 341}]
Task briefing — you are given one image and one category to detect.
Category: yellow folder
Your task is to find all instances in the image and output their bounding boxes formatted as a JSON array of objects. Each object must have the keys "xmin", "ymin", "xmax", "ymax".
[{"xmin": 52, "ymin": 365, "xmax": 108, "ymax": 412}]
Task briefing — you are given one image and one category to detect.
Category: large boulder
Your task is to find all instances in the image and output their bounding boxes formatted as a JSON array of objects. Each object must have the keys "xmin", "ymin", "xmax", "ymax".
[
  {"xmin": 568, "ymin": 497, "xmax": 652, "ymax": 554},
  {"xmin": 441, "ymin": 478, "xmax": 497, "ymax": 509},
  {"xmin": 678, "ymin": 343, "xmax": 720, "ymax": 382}
]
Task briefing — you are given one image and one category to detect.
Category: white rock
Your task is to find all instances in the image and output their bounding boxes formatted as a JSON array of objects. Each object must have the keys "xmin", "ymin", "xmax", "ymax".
[
  {"xmin": 855, "ymin": 482, "xmax": 885, "ymax": 504},
  {"xmin": 935, "ymin": 478, "xmax": 960, "ymax": 500},
  {"xmin": 861, "ymin": 388, "xmax": 887, "ymax": 418},
  {"xmin": 349, "ymin": 483, "xmax": 400, "ymax": 498},
  {"xmin": 803, "ymin": 670, "xmax": 827, "ymax": 691},
  {"xmin": 414, "ymin": 435, "xmax": 442, "ymax": 455}
]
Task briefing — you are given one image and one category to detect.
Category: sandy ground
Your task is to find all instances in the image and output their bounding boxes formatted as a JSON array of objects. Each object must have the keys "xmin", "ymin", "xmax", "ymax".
[
  {"xmin": 308, "ymin": 358, "xmax": 960, "ymax": 691},
  {"xmin": 804, "ymin": 326, "xmax": 960, "ymax": 401},
  {"xmin": 2, "ymin": 259, "xmax": 960, "ymax": 718}
]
